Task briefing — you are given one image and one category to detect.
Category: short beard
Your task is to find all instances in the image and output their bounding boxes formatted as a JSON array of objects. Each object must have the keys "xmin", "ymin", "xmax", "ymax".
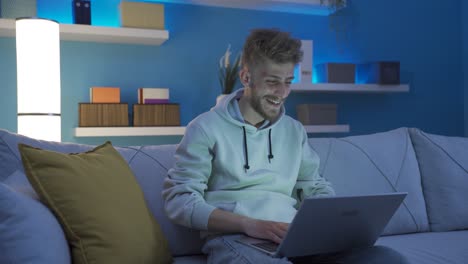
[{"xmin": 250, "ymin": 84, "xmax": 282, "ymax": 122}]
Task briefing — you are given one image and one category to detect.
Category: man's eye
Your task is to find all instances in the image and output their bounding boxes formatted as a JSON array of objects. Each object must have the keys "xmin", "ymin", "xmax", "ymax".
[{"xmin": 266, "ymin": 81, "xmax": 278, "ymax": 85}]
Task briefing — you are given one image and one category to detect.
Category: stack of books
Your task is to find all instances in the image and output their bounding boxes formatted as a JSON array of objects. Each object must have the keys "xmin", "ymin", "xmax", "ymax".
[
  {"xmin": 134, "ymin": 88, "xmax": 180, "ymax": 126},
  {"xmin": 79, "ymin": 87, "xmax": 129, "ymax": 127},
  {"xmin": 138, "ymin": 88, "xmax": 169, "ymax": 104}
]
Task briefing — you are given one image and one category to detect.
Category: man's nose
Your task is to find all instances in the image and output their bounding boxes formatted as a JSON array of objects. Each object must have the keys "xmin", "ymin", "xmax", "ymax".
[{"xmin": 274, "ymin": 82, "xmax": 290, "ymax": 97}]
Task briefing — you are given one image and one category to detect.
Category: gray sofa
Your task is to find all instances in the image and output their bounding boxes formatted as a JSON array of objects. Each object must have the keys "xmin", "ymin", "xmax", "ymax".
[{"xmin": 0, "ymin": 127, "xmax": 467, "ymax": 263}]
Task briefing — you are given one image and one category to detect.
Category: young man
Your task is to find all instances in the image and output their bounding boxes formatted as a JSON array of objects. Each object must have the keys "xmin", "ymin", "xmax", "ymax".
[{"xmin": 163, "ymin": 29, "xmax": 410, "ymax": 263}]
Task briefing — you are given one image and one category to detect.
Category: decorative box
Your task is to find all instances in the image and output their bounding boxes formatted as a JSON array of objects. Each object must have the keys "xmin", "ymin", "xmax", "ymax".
[
  {"xmin": 356, "ymin": 61, "xmax": 400, "ymax": 84},
  {"xmin": 72, "ymin": 0, "xmax": 91, "ymax": 25},
  {"xmin": 315, "ymin": 63, "xmax": 356, "ymax": 83},
  {"xmin": 133, "ymin": 104, "xmax": 180, "ymax": 126},
  {"xmin": 120, "ymin": 2, "xmax": 165, "ymax": 29},
  {"xmin": 299, "ymin": 40, "xmax": 313, "ymax": 84},
  {"xmin": 296, "ymin": 104, "xmax": 337, "ymax": 125},
  {"xmin": 79, "ymin": 103, "xmax": 129, "ymax": 127}
]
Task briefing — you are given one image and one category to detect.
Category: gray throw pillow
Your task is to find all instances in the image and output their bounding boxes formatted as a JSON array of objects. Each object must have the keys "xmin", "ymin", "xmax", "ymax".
[{"xmin": 409, "ymin": 128, "xmax": 468, "ymax": 231}]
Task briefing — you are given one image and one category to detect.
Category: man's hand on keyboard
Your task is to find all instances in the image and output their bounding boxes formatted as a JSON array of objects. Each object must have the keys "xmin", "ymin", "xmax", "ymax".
[{"xmin": 241, "ymin": 218, "xmax": 289, "ymax": 244}]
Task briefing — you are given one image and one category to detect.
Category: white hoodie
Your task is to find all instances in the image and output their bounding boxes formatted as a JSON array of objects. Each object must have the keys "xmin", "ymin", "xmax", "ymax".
[{"xmin": 163, "ymin": 89, "xmax": 335, "ymax": 231}]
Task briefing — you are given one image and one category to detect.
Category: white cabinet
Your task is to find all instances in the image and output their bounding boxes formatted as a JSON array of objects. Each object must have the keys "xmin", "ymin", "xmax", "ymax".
[{"xmin": 152, "ymin": 0, "xmax": 342, "ymax": 16}]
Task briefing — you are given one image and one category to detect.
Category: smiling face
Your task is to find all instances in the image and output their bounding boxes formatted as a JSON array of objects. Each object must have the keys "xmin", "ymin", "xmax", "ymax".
[{"xmin": 240, "ymin": 59, "xmax": 295, "ymax": 124}]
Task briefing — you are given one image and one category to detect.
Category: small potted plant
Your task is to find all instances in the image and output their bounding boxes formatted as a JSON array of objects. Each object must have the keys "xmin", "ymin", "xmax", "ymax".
[
  {"xmin": 217, "ymin": 44, "xmax": 241, "ymax": 103},
  {"xmin": 320, "ymin": 0, "xmax": 346, "ymax": 12},
  {"xmin": 321, "ymin": 0, "xmax": 349, "ymax": 52}
]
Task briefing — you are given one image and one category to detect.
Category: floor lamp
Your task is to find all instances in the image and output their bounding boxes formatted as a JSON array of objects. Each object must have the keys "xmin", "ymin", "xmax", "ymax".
[{"xmin": 16, "ymin": 18, "xmax": 61, "ymax": 142}]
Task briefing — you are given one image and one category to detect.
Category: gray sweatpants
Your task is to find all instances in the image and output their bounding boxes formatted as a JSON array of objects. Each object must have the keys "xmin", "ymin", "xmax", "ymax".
[{"xmin": 202, "ymin": 234, "xmax": 410, "ymax": 264}]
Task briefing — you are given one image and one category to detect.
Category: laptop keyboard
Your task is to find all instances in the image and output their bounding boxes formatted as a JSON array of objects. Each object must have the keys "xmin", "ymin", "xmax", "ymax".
[{"xmin": 253, "ymin": 242, "xmax": 279, "ymax": 252}]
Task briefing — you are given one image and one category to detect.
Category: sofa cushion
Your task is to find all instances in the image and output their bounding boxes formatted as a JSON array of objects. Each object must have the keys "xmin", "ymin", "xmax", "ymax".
[
  {"xmin": 409, "ymin": 128, "xmax": 468, "ymax": 232},
  {"xmin": 377, "ymin": 231, "xmax": 468, "ymax": 264},
  {"xmin": 0, "ymin": 182, "xmax": 71, "ymax": 264},
  {"xmin": 309, "ymin": 127, "xmax": 429, "ymax": 235},
  {"xmin": 18, "ymin": 142, "xmax": 172, "ymax": 264}
]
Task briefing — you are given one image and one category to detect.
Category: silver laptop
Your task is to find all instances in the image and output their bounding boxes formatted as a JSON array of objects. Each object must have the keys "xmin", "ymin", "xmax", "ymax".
[{"xmin": 237, "ymin": 192, "xmax": 407, "ymax": 258}]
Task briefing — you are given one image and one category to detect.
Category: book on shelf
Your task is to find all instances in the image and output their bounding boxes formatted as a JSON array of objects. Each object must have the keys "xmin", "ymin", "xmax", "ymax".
[
  {"xmin": 79, "ymin": 103, "xmax": 128, "ymax": 127},
  {"xmin": 133, "ymin": 103, "xmax": 180, "ymax": 126},
  {"xmin": 144, "ymin": 98, "xmax": 169, "ymax": 104},
  {"xmin": 90, "ymin": 87, "xmax": 120, "ymax": 103},
  {"xmin": 138, "ymin": 88, "xmax": 169, "ymax": 104}
]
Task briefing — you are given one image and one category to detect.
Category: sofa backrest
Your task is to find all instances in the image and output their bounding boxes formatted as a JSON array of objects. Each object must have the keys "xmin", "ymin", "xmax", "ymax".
[
  {"xmin": 0, "ymin": 130, "xmax": 94, "ymax": 185},
  {"xmin": 309, "ymin": 127, "xmax": 430, "ymax": 235}
]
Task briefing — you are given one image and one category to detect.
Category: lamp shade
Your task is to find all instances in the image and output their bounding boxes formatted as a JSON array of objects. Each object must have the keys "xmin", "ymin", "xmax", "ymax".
[{"xmin": 16, "ymin": 18, "xmax": 61, "ymax": 141}]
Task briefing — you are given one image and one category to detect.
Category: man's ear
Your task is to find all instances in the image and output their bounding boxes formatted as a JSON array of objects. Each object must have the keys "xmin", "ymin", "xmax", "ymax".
[{"xmin": 239, "ymin": 67, "xmax": 251, "ymax": 87}]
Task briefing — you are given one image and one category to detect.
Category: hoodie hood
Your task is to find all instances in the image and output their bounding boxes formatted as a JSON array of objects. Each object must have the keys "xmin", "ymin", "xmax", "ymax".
[
  {"xmin": 212, "ymin": 88, "xmax": 285, "ymax": 171},
  {"xmin": 213, "ymin": 88, "xmax": 285, "ymax": 133}
]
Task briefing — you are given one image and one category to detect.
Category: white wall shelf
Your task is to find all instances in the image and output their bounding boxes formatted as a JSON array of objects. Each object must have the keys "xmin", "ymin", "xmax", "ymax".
[
  {"xmin": 154, "ymin": 0, "xmax": 343, "ymax": 16},
  {"xmin": 291, "ymin": 83, "xmax": 410, "ymax": 93},
  {"xmin": 0, "ymin": 18, "xmax": 169, "ymax": 45},
  {"xmin": 74, "ymin": 125, "xmax": 349, "ymax": 137}
]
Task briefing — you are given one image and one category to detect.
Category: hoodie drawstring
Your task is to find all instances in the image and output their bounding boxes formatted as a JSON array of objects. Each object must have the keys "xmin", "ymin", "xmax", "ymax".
[
  {"xmin": 268, "ymin": 129, "xmax": 274, "ymax": 163},
  {"xmin": 242, "ymin": 127, "xmax": 275, "ymax": 171},
  {"xmin": 242, "ymin": 126, "xmax": 250, "ymax": 171}
]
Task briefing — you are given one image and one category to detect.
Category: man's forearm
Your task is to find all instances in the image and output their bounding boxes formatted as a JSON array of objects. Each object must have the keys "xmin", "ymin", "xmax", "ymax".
[{"xmin": 207, "ymin": 208, "xmax": 248, "ymax": 233}]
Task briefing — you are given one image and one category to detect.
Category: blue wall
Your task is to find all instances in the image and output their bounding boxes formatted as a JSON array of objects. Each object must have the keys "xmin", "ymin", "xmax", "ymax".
[
  {"xmin": 463, "ymin": 0, "xmax": 468, "ymax": 136},
  {"xmin": 0, "ymin": 0, "xmax": 465, "ymax": 146}
]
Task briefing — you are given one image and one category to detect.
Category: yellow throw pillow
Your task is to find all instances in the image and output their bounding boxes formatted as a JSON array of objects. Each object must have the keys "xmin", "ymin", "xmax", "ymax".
[{"xmin": 18, "ymin": 142, "xmax": 172, "ymax": 264}]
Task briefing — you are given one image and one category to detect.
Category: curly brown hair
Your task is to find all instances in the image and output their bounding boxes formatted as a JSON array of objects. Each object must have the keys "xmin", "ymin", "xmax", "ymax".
[{"xmin": 241, "ymin": 28, "xmax": 303, "ymax": 69}]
